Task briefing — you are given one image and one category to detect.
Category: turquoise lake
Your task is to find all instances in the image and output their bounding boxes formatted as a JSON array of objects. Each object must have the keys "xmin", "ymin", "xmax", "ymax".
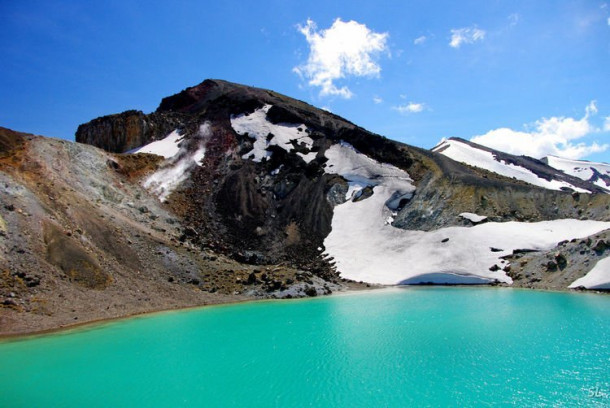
[{"xmin": 1, "ymin": 287, "xmax": 609, "ymax": 407}]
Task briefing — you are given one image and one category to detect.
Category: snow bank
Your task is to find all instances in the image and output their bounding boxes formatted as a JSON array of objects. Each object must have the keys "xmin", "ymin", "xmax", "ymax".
[
  {"xmin": 231, "ymin": 104, "xmax": 316, "ymax": 163},
  {"xmin": 325, "ymin": 195, "xmax": 610, "ymax": 284},
  {"xmin": 433, "ymin": 139, "xmax": 590, "ymax": 193},
  {"xmin": 128, "ymin": 130, "xmax": 183, "ymax": 158},
  {"xmin": 459, "ymin": 212, "xmax": 487, "ymax": 223},
  {"xmin": 544, "ymin": 155, "xmax": 610, "ymax": 192},
  {"xmin": 142, "ymin": 124, "xmax": 209, "ymax": 201},
  {"xmin": 569, "ymin": 257, "xmax": 610, "ymax": 290}
]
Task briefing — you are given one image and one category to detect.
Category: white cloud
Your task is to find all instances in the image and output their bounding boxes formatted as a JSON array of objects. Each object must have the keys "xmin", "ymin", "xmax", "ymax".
[
  {"xmin": 604, "ymin": 116, "xmax": 610, "ymax": 131},
  {"xmin": 293, "ymin": 18, "xmax": 389, "ymax": 98},
  {"xmin": 449, "ymin": 26, "xmax": 486, "ymax": 48},
  {"xmin": 373, "ymin": 96, "xmax": 383, "ymax": 104},
  {"xmin": 393, "ymin": 102, "xmax": 425, "ymax": 114},
  {"xmin": 414, "ymin": 35, "xmax": 427, "ymax": 45},
  {"xmin": 470, "ymin": 101, "xmax": 608, "ymax": 159},
  {"xmin": 586, "ymin": 100, "xmax": 598, "ymax": 115}
]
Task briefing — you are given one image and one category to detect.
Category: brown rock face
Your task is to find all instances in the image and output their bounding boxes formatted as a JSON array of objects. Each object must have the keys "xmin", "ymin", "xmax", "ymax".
[
  {"xmin": 0, "ymin": 127, "xmax": 27, "ymax": 158},
  {"xmin": 75, "ymin": 110, "xmax": 188, "ymax": 153}
]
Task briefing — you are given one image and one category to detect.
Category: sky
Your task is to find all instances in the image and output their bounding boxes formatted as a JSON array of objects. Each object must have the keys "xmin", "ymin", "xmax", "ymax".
[{"xmin": 1, "ymin": 0, "xmax": 609, "ymax": 162}]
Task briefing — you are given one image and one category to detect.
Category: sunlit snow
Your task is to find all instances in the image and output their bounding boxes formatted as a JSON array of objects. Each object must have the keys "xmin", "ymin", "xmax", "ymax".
[
  {"xmin": 141, "ymin": 125, "xmax": 209, "ymax": 201},
  {"xmin": 128, "ymin": 130, "xmax": 183, "ymax": 158},
  {"xmin": 433, "ymin": 139, "xmax": 590, "ymax": 193},
  {"xmin": 231, "ymin": 104, "xmax": 316, "ymax": 163},
  {"xmin": 569, "ymin": 257, "xmax": 610, "ymax": 290},
  {"xmin": 459, "ymin": 212, "xmax": 488, "ymax": 223},
  {"xmin": 324, "ymin": 142, "xmax": 414, "ymax": 202},
  {"xmin": 544, "ymin": 155, "xmax": 610, "ymax": 193},
  {"xmin": 323, "ymin": 141, "xmax": 610, "ymax": 285}
]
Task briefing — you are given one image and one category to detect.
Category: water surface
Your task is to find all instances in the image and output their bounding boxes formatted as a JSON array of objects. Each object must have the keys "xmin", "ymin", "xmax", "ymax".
[{"xmin": 1, "ymin": 287, "xmax": 609, "ymax": 407}]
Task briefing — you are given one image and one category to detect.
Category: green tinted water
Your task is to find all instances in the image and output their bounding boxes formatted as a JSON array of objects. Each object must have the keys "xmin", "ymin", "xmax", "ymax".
[{"xmin": 1, "ymin": 287, "xmax": 609, "ymax": 407}]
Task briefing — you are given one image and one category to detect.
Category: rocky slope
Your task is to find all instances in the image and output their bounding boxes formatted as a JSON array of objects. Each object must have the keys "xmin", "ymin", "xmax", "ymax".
[
  {"xmin": 2, "ymin": 79, "xmax": 609, "ymax": 334},
  {"xmin": 0, "ymin": 126, "xmax": 349, "ymax": 335}
]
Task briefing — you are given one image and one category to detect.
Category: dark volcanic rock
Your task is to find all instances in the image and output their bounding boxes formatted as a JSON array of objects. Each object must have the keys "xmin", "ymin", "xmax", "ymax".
[{"xmin": 75, "ymin": 110, "xmax": 189, "ymax": 153}]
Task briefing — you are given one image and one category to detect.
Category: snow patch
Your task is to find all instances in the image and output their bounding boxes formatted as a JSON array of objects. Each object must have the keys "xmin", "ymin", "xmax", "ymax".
[
  {"xmin": 128, "ymin": 130, "xmax": 183, "ymax": 159},
  {"xmin": 433, "ymin": 139, "xmax": 590, "ymax": 193},
  {"xmin": 569, "ymin": 257, "xmax": 610, "ymax": 290},
  {"xmin": 459, "ymin": 212, "xmax": 488, "ymax": 223},
  {"xmin": 231, "ymin": 105, "xmax": 316, "ymax": 163},
  {"xmin": 142, "ymin": 123, "xmax": 210, "ymax": 202}
]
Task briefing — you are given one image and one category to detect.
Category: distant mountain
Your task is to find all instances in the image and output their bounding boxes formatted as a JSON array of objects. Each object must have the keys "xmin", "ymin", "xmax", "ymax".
[
  {"xmin": 542, "ymin": 156, "xmax": 610, "ymax": 193},
  {"xmin": 432, "ymin": 137, "xmax": 606, "ymax": 194},
  {"xmin": 2, "ymin": 80, "xmax": 609, "ymax": 334}
]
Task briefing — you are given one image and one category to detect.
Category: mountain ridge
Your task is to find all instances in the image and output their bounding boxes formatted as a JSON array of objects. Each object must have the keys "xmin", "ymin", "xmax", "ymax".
[{"xmin": 432, "ymin": 137, "xmax": 607, "ymax": 194}]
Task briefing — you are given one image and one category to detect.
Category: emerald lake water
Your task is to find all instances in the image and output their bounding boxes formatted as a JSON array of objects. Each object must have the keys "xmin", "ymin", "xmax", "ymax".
[{"xmin": 1, "ymin": 287, "xmax": 609, "ymax": 407}]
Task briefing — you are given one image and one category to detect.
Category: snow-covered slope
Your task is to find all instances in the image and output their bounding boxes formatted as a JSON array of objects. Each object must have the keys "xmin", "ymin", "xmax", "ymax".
[
  {"xmin": 324, "ymin": 190, "xmax": 610, "ymax": 285},
  {"xmin": 569, "ymin": 257, "xmax": 610, "ymax": 290},
  {"xmin": 324, "ymin": 141, "xmax": 415, "ymax": 212},
  {"xmin": 129, "ymin": 127, "xmax": 207, "ymax": 201},
  {"xmin": 543, "ymin": 156, "xmax": 610, "ymax": 193},
  {"xmin": 432, "ymin": 138, "xmax": 591, "ymax": 193},
  {"xmin": 322, "ymin": 141, "xmax": 610, "ymax": 285}
]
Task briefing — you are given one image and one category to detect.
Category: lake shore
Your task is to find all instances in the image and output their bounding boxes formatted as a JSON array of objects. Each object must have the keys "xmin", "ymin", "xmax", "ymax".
[
  {"xmin": 3, "ymin": 278, "xmax": 608, "ymax": 340},
  {"xmin": 0, "ymin": 280, "xmax": 376, "ymax": 340}
]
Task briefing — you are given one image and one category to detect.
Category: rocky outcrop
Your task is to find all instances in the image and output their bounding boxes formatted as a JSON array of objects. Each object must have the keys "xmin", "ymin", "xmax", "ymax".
[
  {"xmin": 393, "ymin": 169, "xmax": 610, "ymax": 231},
  {"xmin": 0, "ymin": 127, "xmax": 27, "ymax": 158},
  {"xmin": 75, "ymin": 110, "xmax": 189, "ymax": 153},
  {"xmin": 504, "ymin": 230, "xmax": 610, "ymax": 291}
]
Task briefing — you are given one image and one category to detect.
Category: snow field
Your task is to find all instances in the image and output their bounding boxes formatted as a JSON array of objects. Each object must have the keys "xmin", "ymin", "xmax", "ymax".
[
  {"xmin": 545, "ymin": 155, "xmax": 610, "ymax": 192},
  {"xmin": 433, "ymin": 139, "xmax": 590, "ymax": 193},
  {"xmin": 323, "ymin": 141, "xmax": 610, "ymax": 285}
]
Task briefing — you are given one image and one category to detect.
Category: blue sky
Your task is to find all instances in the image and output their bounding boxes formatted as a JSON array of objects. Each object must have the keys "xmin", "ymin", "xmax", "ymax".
[{"xmin": 1, "ymin": 0, "xmax": 609, "ymax": 162}]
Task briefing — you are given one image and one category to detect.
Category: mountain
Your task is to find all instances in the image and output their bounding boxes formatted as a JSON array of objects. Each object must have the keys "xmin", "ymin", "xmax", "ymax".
[
  {"xmin": 1, "ymin": 79, "xmax": 609, "ymax": 334},
  {"xmin": 542, "ymin": 155, "xmax": 610, "ymax": 193},
  {"xmin": 76, "ymin": 79, "xmax": 610, "ymax": 284},
  {"xmin": 432, "ymin": 137, "xmax": 607, "ymax": 194}
]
